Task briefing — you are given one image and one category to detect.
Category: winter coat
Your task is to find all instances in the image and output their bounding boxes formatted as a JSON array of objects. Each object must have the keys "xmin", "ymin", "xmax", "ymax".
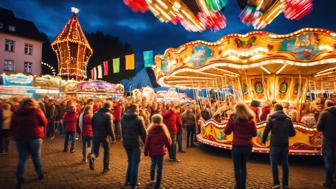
[
  {"xmin": 163, "ymin": 109, "xmax": 178, "ymax": 134},
  {"xmin": 63, "ymin": 111, "xmax": 78, "ymax": 133},
  {"xmin": 2, "ymin": 109, "xmax": 12, "ymax": 130},
  {"xmin": 262, "ymin": 111, "xmax": 296, "ymax": 147},
  {"xmin": 182, "ymin": 111, "xmax": 196, "ymax": 127},
  {"xmin": 113, "ymin": 103, "xmax": 122, "ymax": 121},
  {"xmin": 176, "ymin": 113, "xmax": 183, "ymax": 133},
  {"xmin": 82, "ymin": 114, "xmax": 93, "ymax": 138},
  {"xmin": 317, "ymin": 107, "xmax": 336, "ymax": 143},
  {"xmin": 11, "ymin": 106, "xmax": 48, "ymax": 141},
  {"xmin": 249, "ymin": 106, "xmax": 260, "ymax": 122},
  {"xmin": 92, "ymin": 107, "xmax": 114, "ymax": 141},
  {"xmin": 121, "ymin": 110, "xmax": 146, "ymax": 150},
  {"xmin": 144, "ymin": 125, "xmax": 171, "ymax": 156},
  {"xmin": 201, "ymin": 110, "xmax": 211, "ymax": 121},
  {"xmin": 224, "ymin": 114, "xmax": 257, "ymax": 146},
  {"xmin": 260, "ymin": 107, "xmax": 271, "ymax": 121}
]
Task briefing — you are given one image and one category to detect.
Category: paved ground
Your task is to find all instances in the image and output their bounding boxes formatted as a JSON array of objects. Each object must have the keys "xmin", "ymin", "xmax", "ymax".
[{"xmin": 0, "ymin": 132, "xmax": 327, "ymax": 189}]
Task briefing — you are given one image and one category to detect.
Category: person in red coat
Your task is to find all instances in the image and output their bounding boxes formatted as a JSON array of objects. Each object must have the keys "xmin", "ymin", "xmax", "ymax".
[
  {"xmin": 224, "ymin": 103, "xmax": 257, "ymax": 189},
  {"xmin": 82, "ymin": 105, "xmax": 93, "ymax": 162},
  {"xmin": 113, "ymin": 100, "xmax": 122, "ymax": 140},
  {"xmin": 175, "ymin": 106, "xmax": 184, "ymax": 152},
  {"xmin": 11, "ymin": 98, "xmax": 48, "ymax": 188},
  {"xmin": 162, "ymin": 105, "xmax": 180, "ymax": 162},
  {"xmin": 62, "ymin": 105, "xmax": 78, "ymax": 153},
  {"xmin": 144, "ymin": 114, "xmax": 171, "ymax": 189}
]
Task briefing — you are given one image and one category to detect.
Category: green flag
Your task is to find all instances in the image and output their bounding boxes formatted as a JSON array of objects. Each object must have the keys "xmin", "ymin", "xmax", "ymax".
[
  {"xmin": 113, "ymin": 58, "xmax": 120, "ymax": 73},
  {"xmin": 143, "ymin": 50, "xmax": 154, "ymax": 68}
]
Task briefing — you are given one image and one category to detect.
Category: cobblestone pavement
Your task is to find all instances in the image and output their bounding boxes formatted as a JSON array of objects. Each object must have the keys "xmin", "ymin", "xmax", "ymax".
[{"xmin": 0, "ymin": 133, "xmax": 326, "ymax": 189}]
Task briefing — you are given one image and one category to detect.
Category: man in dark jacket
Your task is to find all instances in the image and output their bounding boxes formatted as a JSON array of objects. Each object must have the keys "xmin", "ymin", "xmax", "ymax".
[
  {"xmin": 317, "ymin": 100, "xmax": 336, "ymax": 188},
  {"xmin": 121, "ymin": 104, "xmax": 146, "ymax": 189},
  {"xmin": 262, "ymin": 103, "xmax": 296, "ymax": 189},
  {"xmin": 89, "ymin": 101, "xmax": 114, "ymax": 173}
]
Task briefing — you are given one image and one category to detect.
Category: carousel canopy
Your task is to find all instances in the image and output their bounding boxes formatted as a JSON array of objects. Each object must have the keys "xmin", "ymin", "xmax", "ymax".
[{"xmin": 153, "ymin": 28, "xmax": 336, "ymax": 89}]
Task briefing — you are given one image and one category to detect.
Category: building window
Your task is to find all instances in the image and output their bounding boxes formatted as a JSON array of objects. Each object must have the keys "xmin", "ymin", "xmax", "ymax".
[
  {"xmin": 24, "ymin": 44, "xmax": 33, "ymax": 55},
  {"xmin": 0, "ymin": 23, "xmax": 3, "ymax": 29},
  {"xmin": 24, "ymin": 62, "xmax": 32, "ymax": 74},
  {"xmin": 5, "ymin": 39, "xmax": 15, "ymax": 52},
  {"xmin": 8, "ymin": 25, "xmax": 15, "ymax": 32},
  {"xmin": 4, "ymin": 60, "xmax": 14, "ymax": 72}
]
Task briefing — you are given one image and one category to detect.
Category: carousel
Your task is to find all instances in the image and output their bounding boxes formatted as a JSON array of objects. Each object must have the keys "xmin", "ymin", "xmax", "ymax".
[{"xmin": 153, "ymin": 28, "xmax": 336, "ymax": 156}]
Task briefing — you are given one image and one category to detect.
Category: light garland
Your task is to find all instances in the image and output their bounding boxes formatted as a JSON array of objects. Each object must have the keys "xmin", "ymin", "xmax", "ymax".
[{"xmin": 41, "ymin": 62, "xmax": 56, "ymax": 75}]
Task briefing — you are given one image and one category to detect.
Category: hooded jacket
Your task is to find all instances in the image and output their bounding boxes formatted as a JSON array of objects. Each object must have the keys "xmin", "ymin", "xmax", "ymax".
[
  {"xmin": 144, "ymin": 125, "xmax": 171, "ymax": 156},
  {"xmin": 113, "ymin": 103, "xmax": 122, "ymax": 121},
  {"xmin": 92, "ymin": 107, "xmax": 114, "ymax": 141},
  {"xmin": 262, "ymin": 111, "xmax": 296, "ymax": 147},
  {"xmin": 82, "ymin": 114, "xmax": 93, "ymax": 137},
  {"xmin": 317, "ymin": 106, "xmax": 336, "ymax": 143},
  {"xmin": 11, "ymin": 106, "xmax": 48, "ymax": 141},
  {"xmin": 121, "ymin": 110, "xmax": 146, "ymax": 150}
]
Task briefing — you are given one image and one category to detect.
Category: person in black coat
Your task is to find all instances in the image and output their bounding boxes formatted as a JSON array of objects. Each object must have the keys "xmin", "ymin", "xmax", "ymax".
[
  {"xmin": 121, "ymin": 104, "xmax": 146, "ymax": 189},
  {"xmin": 89, "ymin": 102, "xmax": 114, "ymax": 173},
  {"xmin": 262, "ymin": 103, "xmax": 296, "ymax": 189},
  {"xmin": 317, "ymin": 100, "xmax": 336, "ymax": 188}
]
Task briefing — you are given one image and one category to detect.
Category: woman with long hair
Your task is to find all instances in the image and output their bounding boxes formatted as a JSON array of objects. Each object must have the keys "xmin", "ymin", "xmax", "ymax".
[
  {"xmin": 11, "ymin": 98, "xmax": 48, "ymax": 188},
  {"xmin": 144, "ymin": 114, "xmax": 171, "ymax": 189},
  {"xmin": 81, "ymin": 105, "xmax": 93, "ymax": 162},
  {"xmin": 224, "ymin": 102, "xmax": 257, "ymax": 189}
]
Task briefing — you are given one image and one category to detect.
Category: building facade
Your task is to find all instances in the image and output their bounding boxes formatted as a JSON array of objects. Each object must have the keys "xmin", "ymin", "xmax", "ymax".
[{"xmin": 0, "ymin": 8, "xmax": 43, "ymax": 75}]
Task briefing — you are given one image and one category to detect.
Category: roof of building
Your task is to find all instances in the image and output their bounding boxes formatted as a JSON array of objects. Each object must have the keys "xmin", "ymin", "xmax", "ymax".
[{"xmin": 0, "ymin": 8, "xmax": 44, "ymax": 41}]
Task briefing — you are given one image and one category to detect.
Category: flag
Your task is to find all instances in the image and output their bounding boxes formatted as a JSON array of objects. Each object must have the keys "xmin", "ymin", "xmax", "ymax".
[
  {"xmin": 143, "ymin": 50, "xmax": 154, "ymax": 67},
  {"xmin": 113, "ymin": 58, "xmax": 120, "ymax": 73},
  {"xmin": 93, "ymin": 67, "xmax": 97, "ymax": 80},
  {"xmin": 125, "ymin": 54, "xmax": 135, "ymax": 70},
  {"xmin": 103, "ymin": 60, "xmax": 109, "ymax": 76},
  {"xmin": 97, "ymin": 65, "xmax": 102, "ymax": 79}
]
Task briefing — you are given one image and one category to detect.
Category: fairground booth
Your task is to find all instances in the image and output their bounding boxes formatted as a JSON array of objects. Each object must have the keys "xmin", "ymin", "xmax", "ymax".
[{"xmin": 153, "ymin": 28, "xmax": 336, "ymax": 156}]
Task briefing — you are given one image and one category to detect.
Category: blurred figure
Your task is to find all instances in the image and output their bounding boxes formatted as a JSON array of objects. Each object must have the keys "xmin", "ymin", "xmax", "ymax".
[
  {"xmin": 122, "ymin": 104, "xmax": 146, "ymax": 189},
  {"xmin": 175, "ymin": 106, "xmax": 184, "ymax": 153},
  {"xmin": 317, "ymin": 100, "xmax": 336, "ymax": 188},
  {"xmin": 144, "ymin": 114, "xmax": 171, "ymax": 189},
  {"xmin": 262, "ymin": 103, "xmax": 296, "ymax": 189},
  {"xmin": 182, "ymin": 108, "xmax": 196, "ymax": 148},
  {"xmin": 62, "ymin": 105, "xmax": 78, "ymax": 153},
  {"xmin": 249, "ymin": 100, "xmax": 261, "ymax": 122},
  {"xmin": 113, "ymin": 100, "xmax": 122, "ymax": 140},
  {"xmin": 224, "ymin": 103, "xmax": 257, "ymax": 189},
  {"xmin": 163, "ymin": 104, "xmax": 180, "ymax": 162},
  {"xmin": 0, "ymin": 103, "xmax": 12, "ymax": 154},
  {"xmin": 11, "ymin": 98, "xmax": 48, "ymax": 188},
  {"xmin": 81, "ymin": 105, "xmax": 93, "ymax": 163},
  {"xmin": 46, "ymin": 99, "xmax": 56, "ymax": 140},
  {"xmin": 89, "ymin": 102, "xmax": 114, "ymax": 173},
  {"xmin": 260, "ymin": 101, "xmax": 272, "ymax": 121},
  {"xmin": 200, "ymin": 106, "xmax": 211, "ymax": 121}
]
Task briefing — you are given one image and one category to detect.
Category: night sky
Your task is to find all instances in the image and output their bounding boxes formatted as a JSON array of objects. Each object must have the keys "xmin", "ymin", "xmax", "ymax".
[{"xmin": 2, "ymin": 0, "xmax": 336, "ymax": 55}]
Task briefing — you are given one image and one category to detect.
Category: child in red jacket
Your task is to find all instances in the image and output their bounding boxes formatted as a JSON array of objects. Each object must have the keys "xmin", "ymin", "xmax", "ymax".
[
  {"xmin": 144, "ymin": 114, "xmax": 171, "ymax": 189},
  {"xmin": 81, "ymin": 105, "xmax": 93, "ymax": 162}
]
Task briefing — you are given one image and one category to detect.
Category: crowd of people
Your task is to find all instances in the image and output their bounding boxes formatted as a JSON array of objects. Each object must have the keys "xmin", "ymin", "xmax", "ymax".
[{"xmin": 0, "ymin": 94, "xmax": 335, "ymax": 189}]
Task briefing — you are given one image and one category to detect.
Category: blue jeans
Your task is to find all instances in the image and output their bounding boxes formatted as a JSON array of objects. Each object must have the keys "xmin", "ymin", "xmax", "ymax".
[
  {"xmin": 168, "ymin": 132, "xmax": 177, "ymax": 160},
  {"xmin": 186, "ymin": 126, "xmax": 196, "ymax": 147},
  {"xmin": 82, "ymin": 136, "xmax": 92, "ymax": 161},
  {"xmin": 177, "ymin": 131, "xmax": 183, "ymax": 151},
  {"xmin": 91, "ymin": 138, "xmax": 110, "ymax": 169},
  {"xmin": 125, "ymin": 148, "xmax": 141, "ymax": 187},
  {"xmin": 150, "ymin": 155, "xmax": 164, "ymax": 189},
  {"xmin": 270, "ymin": 146, "xmax": 289, "ymax": 186},
  {"xmin": 16, "ymin": 139, "xmax": 43, "ymax": 179},
  {"xmin": 322, "ymin": 140, "xmax": 336, "ymax": 186},
  {"xmin": 64, "ymin": 132, "xmax": 76, "ymax": 151},
  {"xmin": 232, "ymin": 146, "xmax": 252, "ymax": 189}
]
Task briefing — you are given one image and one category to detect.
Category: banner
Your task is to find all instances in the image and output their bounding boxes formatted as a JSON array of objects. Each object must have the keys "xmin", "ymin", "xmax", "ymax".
[
  {"xmin": 90, "ymin": 69, "xmax": 94, "ymax": 80},
  {"xmin": 125, "ymin": 54, "xmax": 135, "ymax": 70},
  {"xmin": 143, "ymin": 50, "xmax": 154, "ymax": 67},
  {"xmin": 103, "ymin": 60, "xmax": 109, "ymax": 76},
  {"xmin": 113, "ymin": 58, "xmax": 120, "ymax": 73},
  {"xmin": 97, "ymin": 65, "xmax": 103, "ymax": 79}
]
